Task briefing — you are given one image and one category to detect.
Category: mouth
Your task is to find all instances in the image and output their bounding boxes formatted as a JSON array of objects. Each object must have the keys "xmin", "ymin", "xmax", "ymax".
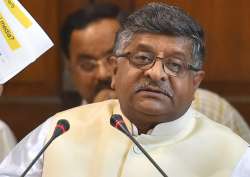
[{"xmin": 136, "ymin": 86, "xmax": 173, "ymax": 98}]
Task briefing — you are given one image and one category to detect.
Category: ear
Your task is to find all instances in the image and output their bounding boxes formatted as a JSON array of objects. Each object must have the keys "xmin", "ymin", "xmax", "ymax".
[
  {"xmin": 108, "ymin": 56, "xmax": 118, "ymax": 89},
  {"xmin": 192, "ymin": 70, "xmax": 205, "ymax": 90}
]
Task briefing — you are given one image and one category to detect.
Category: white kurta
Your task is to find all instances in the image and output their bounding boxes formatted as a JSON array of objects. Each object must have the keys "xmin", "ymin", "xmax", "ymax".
[
  {"xmin": 0, "ymin": 120, "xmax": 16, "ymax": 162},
  {"xmin": 232, "ymin": 148, "xmax": 250, "ymax": 177},
  {"xmin": 0, "ymin": 100, "xmax": 248, "ymax": 177}
]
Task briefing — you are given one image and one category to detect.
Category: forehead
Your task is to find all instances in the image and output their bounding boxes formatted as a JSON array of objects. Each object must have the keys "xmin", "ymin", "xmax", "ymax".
[
  {"xmin": 69, "ymin": 18, "xmax": 120, "ymax": 57},
  {"xmin": 125, "ymin": 33, "xmax": 193, "ymax": 58}
]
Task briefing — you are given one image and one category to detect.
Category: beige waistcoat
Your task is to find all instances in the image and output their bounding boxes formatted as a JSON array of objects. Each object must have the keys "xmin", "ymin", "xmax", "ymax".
[{"xmin": 42, "ymin": 99, "xmax": 248, "ymax": 177}]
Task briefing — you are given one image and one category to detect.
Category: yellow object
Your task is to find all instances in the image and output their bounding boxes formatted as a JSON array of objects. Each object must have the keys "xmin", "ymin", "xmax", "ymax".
[
  {"xmin": 0, "ymin": 13, "xmax": 21, "ymax": 50},
  {"xmin": 3, "ymin": 0, "xmax": 32, "ymax": 28}
]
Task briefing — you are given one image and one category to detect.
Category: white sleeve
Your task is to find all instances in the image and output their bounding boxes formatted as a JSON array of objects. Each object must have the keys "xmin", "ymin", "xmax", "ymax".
[
  {"xmin": 232, "ymin": 147, "xmax": 250, "ymax": 177},
  {"xmin": 0, "ymin": 120, "xmax": 17, "ymax": 161},
  {"xmin": 0, "ymin": 118, "xmax": 52, "ymax": 177}
]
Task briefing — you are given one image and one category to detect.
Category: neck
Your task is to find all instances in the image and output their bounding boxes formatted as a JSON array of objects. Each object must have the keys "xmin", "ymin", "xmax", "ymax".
[
  {"xmin": 128, "ymin": 114, "xmax": 178, "ymax": 134},
  {"xmin": 134, "ymin": 121, "xmax": 157, "ymax": 134},
  {"xmin": 120, "ymin": 104, "xmax": 180, "ymax": 134}
]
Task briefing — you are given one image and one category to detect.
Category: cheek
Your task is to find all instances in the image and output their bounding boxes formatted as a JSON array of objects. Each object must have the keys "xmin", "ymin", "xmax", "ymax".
[
  {"xmin": 71, "ymin": 68, "xmax": 97, "ymax": 94},
  {"xmin": 114, "ymin": 65, "xmax": 138, "ymax": 97},
  {"xmin": 172, "ymin": 78, "xmax": 195, "ymax": 103},
  {"xmin": 71, "ymin": 66, "xmax": 94, "ymax": 83}
]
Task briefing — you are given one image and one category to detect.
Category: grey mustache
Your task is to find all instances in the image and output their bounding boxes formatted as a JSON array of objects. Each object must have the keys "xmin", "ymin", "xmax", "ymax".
[{"xmin": 135, "ymin": 80, "xmax": 174, "ymax": 98}]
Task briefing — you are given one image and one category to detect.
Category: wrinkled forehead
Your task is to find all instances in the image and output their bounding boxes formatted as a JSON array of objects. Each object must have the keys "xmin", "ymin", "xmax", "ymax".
[{"xmin": 124, "ymin": 33, "xmax": 193, "ymax": 59}]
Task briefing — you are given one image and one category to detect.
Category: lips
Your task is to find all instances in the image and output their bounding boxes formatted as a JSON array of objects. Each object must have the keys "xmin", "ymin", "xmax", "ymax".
[{"xmin": 136, "ymin": 86, "xmax": 173, "ymax": 98}]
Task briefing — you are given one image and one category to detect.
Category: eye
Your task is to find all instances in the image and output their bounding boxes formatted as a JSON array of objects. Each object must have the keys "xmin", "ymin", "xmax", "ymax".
[
  {"xmin": 131, "ymin": 52, "xmax": 154, "ymax": 66},
  {"xmin": 165, "ymin": 59, "xmax": 184, "ymax": 73},
  {"xmin": 79, "ymin": 59, "xmax": 97, "ymax": 71}
]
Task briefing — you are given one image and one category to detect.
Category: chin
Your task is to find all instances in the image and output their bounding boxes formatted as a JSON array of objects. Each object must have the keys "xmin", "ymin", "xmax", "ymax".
[{"xmin": 134, "ymin": 99, "xmax": 169, "ymax": 116}]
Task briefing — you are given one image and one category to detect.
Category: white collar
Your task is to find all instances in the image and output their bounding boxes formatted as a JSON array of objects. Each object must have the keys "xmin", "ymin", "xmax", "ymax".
[{"xmin": 130, "ymin": 107, "xmax": 195, "ymax": 143}]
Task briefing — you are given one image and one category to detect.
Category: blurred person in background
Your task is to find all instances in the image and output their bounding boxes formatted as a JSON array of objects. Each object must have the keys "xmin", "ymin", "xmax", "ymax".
[{"xmin": 60, "ymin": 3, "xmax": 126, "ymax": 107}]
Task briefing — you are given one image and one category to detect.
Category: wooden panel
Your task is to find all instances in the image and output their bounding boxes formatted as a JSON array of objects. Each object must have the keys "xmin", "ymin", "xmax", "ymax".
[
  {"xmin": 233, "ymin": 102, "xmax": 250, "ymax": 125},
  {"xmin": 199, "ymin": 1, "xmax": 250, "ymax": 83},
  {"xmin": 0, "ymin": 98, "xmax": 63, "ymax": 141}
]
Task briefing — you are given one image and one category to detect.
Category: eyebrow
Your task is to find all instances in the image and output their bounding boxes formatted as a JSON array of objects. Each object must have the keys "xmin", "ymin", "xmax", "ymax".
[
  {"xmin": 76, "ymin": 48, "xmax": 114, "ymax": 61},
  {"xmin": 167, "ymin": 52, "xmax": 186, "ymax": 59},
  {"xmin": 133, "ymin": 44, "xmax": 155, "ymax": 52},
  {"xmin": 133, "ymin": 44, "xmax": 187, "ymax": 59}
]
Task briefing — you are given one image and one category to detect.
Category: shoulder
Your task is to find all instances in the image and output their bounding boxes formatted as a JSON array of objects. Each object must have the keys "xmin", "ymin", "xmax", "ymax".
[
  {"xmin": 0, "ymin": 120, "xmax": 9, "ymax": 129},
  {"xmin": 56, "ymin": 99, "xmax": 118, "ymax": 117},
  {"xmin": 49, "ymin": 99, "xmax": 120, "ymax": 129},
  {"xmin": 193, "ymin": 108, "xmax": 234, "ymax": 134},
  {"xmin": 192, "ymin": 108, "xmax": 247, "ymax": 146}
]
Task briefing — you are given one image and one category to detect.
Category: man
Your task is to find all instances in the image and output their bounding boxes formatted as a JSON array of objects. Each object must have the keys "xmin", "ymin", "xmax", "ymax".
[
  {"xmin": 60, "ymin": 3, "xmax": 250, "ymax": 142},
  {"xmin": 60, "ymin": 3, "xmax": 126, "ymax": 106},
  {"xmin": 0, "ymin": 2, "xmax": 247, "ymax": 176},
  {"xmin": 0, "ymin": 85, "xmax": 16, "ymax": 162}
]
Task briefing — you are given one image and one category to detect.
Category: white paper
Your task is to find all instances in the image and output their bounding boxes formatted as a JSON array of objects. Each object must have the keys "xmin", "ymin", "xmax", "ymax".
[{"xmin": 0, "ymin": 0, "xmax": 53, "ymax": 84}]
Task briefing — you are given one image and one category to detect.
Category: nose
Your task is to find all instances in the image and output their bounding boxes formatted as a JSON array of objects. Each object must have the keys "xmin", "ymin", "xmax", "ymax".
[
  {"xmin": 144, "ymin": 59, "xmax": 168, "ymax": 81},
  {"xmin": 96, "ymin": 60, "xmax": 112, "ymax": 81}
]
